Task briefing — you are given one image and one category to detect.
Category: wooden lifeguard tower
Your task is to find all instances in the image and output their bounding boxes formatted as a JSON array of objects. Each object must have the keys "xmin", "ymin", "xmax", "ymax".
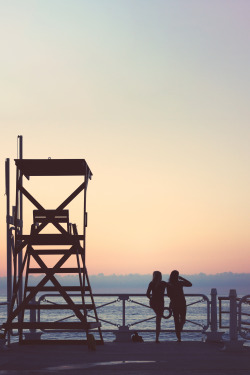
[{"xmin": 4, "ymin": 148, "xmax": 103, "ymax": 345}]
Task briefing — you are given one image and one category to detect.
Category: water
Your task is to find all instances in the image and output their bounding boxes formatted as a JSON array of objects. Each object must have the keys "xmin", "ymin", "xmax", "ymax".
[{"xmin": 0, "ymin": 294, "xmax": 249, "ymax": 343}]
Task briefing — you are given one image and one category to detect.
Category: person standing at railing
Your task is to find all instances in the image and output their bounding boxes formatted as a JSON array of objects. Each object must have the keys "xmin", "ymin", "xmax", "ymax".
[
  {"xmin": 146, "ymin": 271, "xmax": 168, "ymax": 343},
  {"xmin": 167, "ymin": 270, "xmax": 192, "ymax": 342}
]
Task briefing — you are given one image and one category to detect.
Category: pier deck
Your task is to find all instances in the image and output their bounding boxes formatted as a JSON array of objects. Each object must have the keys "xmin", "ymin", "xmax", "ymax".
[{"xmin": 0, "ymin": 341, "xmax": 250, "ymax": 375}]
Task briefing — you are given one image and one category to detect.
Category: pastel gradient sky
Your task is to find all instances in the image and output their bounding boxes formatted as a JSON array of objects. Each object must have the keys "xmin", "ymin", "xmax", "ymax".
[{"xmin": 1, "ymin": 1, "xmax": 250, "ymax": 276}]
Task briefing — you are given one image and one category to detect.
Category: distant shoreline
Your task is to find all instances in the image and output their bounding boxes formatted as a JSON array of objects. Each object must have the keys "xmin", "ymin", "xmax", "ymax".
[{"xmin": 0, "ymin": 272, "xmax": 250, "ymax": 295}]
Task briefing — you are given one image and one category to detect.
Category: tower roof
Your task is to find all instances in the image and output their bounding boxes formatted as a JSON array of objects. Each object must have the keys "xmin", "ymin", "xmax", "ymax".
[{"xmin": 14, "ymin": 159, "xmax": 92, "ymax": 178}]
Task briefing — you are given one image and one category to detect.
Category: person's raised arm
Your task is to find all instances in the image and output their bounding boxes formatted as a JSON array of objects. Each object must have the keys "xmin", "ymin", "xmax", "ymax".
[{"xmin": 179, "ymin": 276, "xmax": 192, "ymax": 287}]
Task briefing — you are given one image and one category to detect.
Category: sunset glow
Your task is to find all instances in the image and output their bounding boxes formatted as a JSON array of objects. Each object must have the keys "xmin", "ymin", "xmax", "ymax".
[{"xmin": 1, "ymin": 1, "xmax": 250, "ymax": 276}]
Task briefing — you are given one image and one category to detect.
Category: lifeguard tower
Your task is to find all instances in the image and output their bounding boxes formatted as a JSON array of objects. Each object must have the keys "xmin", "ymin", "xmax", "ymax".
[{"xmin": 4, "ymin": 137, "xmax": 103, "ymax": 345}]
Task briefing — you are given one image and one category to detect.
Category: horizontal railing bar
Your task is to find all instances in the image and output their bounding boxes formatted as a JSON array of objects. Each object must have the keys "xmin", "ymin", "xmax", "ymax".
[
  {"xmin": 97, "ymin": 328, "xmax": 203, "ymax": 333},
  {"xmin": 27, "ymin": 286, "xmax": 90, "ymax": 292},
  {"xmin": 22, "ymin": 339, "xmax": 103, "ymax": 345},
  {"xmin": 26, "ymin": 304, "xmax": 94, "ymax": 310},
  {"xmin": 37, "ymin": 293, "xmax": 209, "ymax": 299},
  {"xmin": 5, "ymin": 322, "xmax": 88, "ymax": 329},
  {"xmin": 90, "ymin": 293, "xmax": 208, "ymax": 297}
]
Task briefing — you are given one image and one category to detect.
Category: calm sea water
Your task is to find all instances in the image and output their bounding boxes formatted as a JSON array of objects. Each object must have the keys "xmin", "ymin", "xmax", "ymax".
[{"xmin": 0, "ymin": 294, "xmax": 249, "ymax": 343}]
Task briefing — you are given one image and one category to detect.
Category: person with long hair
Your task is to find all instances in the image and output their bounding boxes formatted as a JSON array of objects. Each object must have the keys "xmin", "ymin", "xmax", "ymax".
[
  {"xmin": 146, "ymin": 271, "xmax": 168, "ymax": 343},
  {"xmin": 168, "ymin": 270, "xmax": 192, "ymax": 342}
]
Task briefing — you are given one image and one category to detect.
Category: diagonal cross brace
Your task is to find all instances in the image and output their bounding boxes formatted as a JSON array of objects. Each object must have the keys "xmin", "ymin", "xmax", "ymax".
[
  {"xmin": 31, "ymin": 250, "xmax": 87, "ymax": 325},
  {"xmin": 17, "ymin": 183, "xmax": 68, "ymax": 235},
  {"xmin": 15, "ymin": 181, "xmax": 86, "ymax": 254},
  {"xmin": 6, "ymin": 244, "xmax": 87, "ymax": 329}
]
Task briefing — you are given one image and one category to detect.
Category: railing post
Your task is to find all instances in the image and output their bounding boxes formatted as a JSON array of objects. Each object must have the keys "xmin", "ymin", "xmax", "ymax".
[
  {"xmin": 122, "ymin": 299, "xmax": 126, "ymax": 327},
  {"xmin": 222, "ymin": 289, "xmax": 244, "ymax": 351},
  {"xmin": 229, "ymin": 289, "xmax": 237, "ymax": 341},
  {"xmin": 23, "ymin": 297, "xmax": 42, "ymax": 341},
  {"xmin": 114, "ymin": 295, "xmax": 131, "ymax": 342},
  {"xmin": 211, "ymin": 288, "xmax": 217, "ymax": 332},
  {"xmin": 204, "ymin": 288, "xmax": 224, "ymax": 342}
]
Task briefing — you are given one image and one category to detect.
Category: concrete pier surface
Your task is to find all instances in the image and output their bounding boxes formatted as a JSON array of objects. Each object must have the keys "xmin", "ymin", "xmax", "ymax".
[{"xmin": 0, "ymin": 341, "xmax": 250, "ymax": 375}]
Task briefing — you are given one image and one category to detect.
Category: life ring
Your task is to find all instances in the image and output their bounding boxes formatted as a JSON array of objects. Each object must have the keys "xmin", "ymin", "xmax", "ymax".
[{"xmin": 162, "ymin": 306, "xmax": 172, "ymax": 319}]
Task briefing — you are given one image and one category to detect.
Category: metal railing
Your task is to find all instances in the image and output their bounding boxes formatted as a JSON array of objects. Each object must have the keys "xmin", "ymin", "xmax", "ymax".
[
  {"xmin": 219, "ymin": 296, "xmax": 236, "ymax": 329},
  {"xmin": 219, "ymin": 291, "xmax": 250, "ymax": 341},
  {"xmin": 20, "ymin": 292, "xmax": 211, "ymax": 341},
  {"xmin": 238, "ymin": 295, "xmax": 250, "ymax": 340},
  {"xmin": 3, "ymin": 289, "xmax": 250, "ymax": 345}
]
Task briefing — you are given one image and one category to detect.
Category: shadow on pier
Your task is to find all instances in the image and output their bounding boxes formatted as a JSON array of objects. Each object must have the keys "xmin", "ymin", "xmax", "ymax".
[{"xmin": 0, "ymin": 341, "xmax": 250, "ymax": 375}]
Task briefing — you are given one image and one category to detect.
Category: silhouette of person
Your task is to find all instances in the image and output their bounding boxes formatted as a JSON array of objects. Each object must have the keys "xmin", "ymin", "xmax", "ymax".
[
  {"xmin": 146, "ymin": 271, "xmax": 168, "ymax": 343},
  {"xmin": 167, "ymin": 270, "xmax": 192, "ymax": 342}
]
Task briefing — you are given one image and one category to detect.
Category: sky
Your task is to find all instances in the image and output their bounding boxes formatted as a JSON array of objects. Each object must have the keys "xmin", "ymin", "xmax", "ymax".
[{"xmin": 0, "ymin": 1, "xmax": 250, "ymax": 277}]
